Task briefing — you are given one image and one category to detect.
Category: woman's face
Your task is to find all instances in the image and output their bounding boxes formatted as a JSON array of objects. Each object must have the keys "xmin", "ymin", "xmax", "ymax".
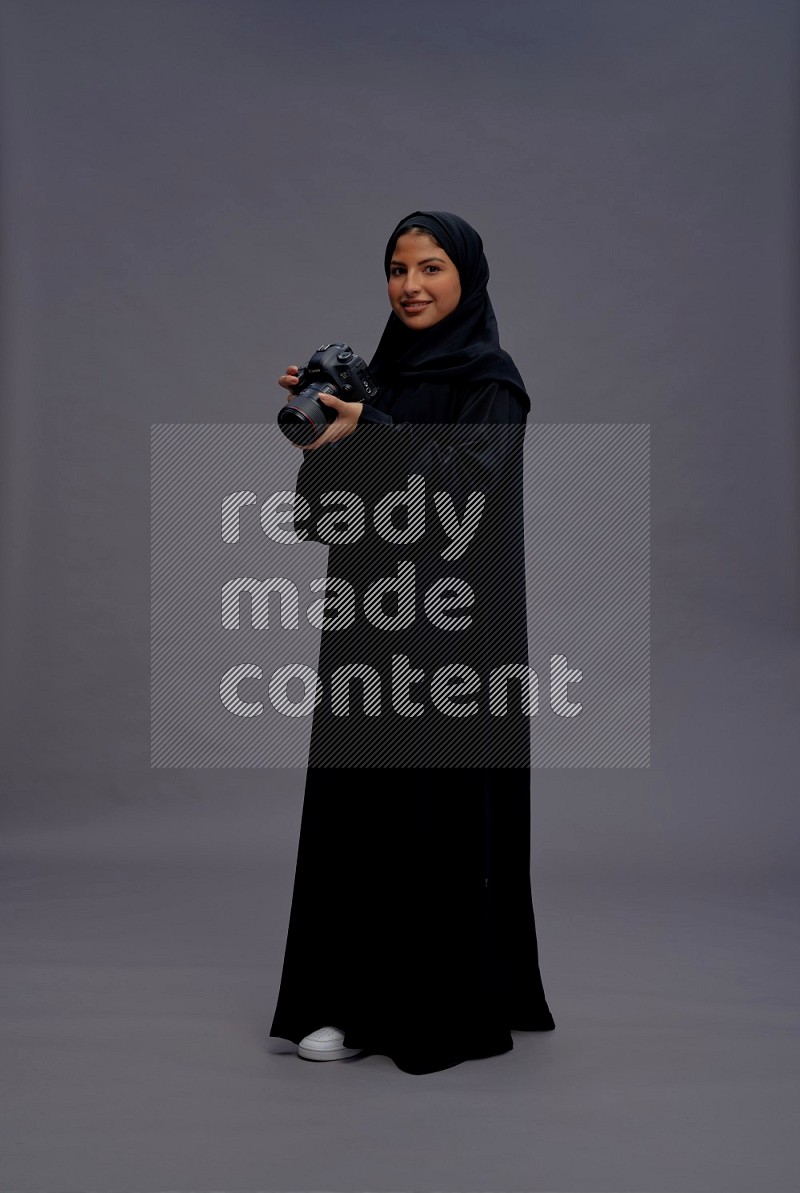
[{"xmin": 388, "ymin": 232, "xmax": 461, "ymax": 329}]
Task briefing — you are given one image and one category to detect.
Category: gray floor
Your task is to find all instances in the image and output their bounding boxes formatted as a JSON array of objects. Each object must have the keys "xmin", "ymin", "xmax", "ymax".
[
  {"xmin": 1, "ymin": 622, "xmax": 799, "ymax": 1193},
  {"xmin": 0, "ymin": 854, "xmax": 796, "ymax": 1192}
]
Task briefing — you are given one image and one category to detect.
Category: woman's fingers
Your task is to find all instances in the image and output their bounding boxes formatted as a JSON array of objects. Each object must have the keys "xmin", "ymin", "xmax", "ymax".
[
  {"xmin": 296, "ymin": 395, "xmax": 364, "ymax": 451},
  {"xmin": 278, "ymin": 365, "xmax": 300, "ymax": 392}
]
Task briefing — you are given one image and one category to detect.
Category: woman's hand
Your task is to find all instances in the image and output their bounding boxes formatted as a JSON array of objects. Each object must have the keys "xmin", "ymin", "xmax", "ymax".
[
  {"xmin": 279, "ymin": 365, "xmax": 301, "ymax": 392},
  {"xmin": 279, "ymin": 364, "xmax": 364, "ymax": 451},
  {"xmin": 301, "ymin": 393, "xmax": 364, "ymax": 451}
]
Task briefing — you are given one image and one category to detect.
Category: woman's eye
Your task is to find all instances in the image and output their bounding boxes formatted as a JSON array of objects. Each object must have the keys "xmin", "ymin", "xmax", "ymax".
[{"xmin": 425, "ymin": 266, "xmax": 441, "ymax": 273}]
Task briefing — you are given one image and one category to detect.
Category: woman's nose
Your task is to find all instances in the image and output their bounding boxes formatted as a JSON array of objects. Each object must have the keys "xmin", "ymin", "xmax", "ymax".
[{"xmin": 403, "ymin": 274, "xmax": 422, "ymax": 294}]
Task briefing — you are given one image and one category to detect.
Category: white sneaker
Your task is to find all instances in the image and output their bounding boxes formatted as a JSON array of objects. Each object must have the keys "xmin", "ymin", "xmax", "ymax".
[{"xmin": 297, "ymin": 1026, "xmax": 362, "ymax": 1061}]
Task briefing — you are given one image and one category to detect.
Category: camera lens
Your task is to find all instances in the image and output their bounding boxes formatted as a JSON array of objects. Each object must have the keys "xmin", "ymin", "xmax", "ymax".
[
  {"xmin": 277, "ymin": 406, "xmax": 319, "ymax": 446},
  {"xmin": 277, "ymin": 384, "xmax": 333, "ymax": 445}
]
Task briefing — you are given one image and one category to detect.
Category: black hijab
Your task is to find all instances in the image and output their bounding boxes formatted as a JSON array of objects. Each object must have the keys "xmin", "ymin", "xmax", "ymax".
[{"xmin": 368, "ymin": 210, "xmax": 530, "ymax": 411}]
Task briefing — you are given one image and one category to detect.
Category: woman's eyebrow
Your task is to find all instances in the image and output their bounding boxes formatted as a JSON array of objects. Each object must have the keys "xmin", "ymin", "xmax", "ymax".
[{"xmin": 390, "ymin": 256, "xmax": 447, "ymax": 266}]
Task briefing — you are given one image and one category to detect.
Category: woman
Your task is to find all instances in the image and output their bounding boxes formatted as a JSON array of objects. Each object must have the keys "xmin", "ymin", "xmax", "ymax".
[{"xmin": 269, "ymin": 210, "xmax": 555, "ymax": 1074}]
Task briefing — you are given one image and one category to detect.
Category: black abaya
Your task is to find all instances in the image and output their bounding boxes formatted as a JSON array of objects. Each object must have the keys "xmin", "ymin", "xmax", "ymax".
[{"xmin": 269, "ymin": 375, "xmax": 556, "ymax": 1074}]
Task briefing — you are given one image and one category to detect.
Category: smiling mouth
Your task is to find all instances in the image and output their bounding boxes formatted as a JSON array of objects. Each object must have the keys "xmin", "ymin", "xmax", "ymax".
[{"xmin": 402, "ymin": 301, "xmax": 431, "ymax": 310}]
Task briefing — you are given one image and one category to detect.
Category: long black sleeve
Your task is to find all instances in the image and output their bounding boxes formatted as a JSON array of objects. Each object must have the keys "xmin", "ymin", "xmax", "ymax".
[{"xmin": 291, "ymin": 381, "xmax": 527, "ymax": 545}]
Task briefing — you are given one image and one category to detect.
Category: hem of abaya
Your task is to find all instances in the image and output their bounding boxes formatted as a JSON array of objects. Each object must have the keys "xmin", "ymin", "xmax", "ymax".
[
  {"xmin": 509, "ymin": 1010, "xmax": 557, "ymax": 1032},
  {"xmin": 269, "ymin": 1014, "xmax": 554, "ymax": 1075}
]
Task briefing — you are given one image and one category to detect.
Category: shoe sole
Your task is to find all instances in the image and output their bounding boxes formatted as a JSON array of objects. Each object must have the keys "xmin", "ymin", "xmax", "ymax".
[{"xmin": 297, "ymin": 1044, "xmax": 362, "ymax": 1061}]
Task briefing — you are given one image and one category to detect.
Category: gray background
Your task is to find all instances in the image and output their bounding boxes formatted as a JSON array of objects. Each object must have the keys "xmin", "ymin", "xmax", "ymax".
[{"xmin": 0, "ymin": 1, "xmax": 798, "ymax": 1190}]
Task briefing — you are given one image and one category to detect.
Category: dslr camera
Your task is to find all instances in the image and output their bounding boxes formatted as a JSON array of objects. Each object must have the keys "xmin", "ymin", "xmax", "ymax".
[{"xmin": 277, "ymin": 342, "xmax": 380, "ymax": 446}]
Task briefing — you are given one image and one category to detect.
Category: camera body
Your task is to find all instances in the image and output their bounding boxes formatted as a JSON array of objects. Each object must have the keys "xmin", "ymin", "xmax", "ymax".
[{"xmin": 277, "ymin": 343, "xmax": 380, "ymax": 446}]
